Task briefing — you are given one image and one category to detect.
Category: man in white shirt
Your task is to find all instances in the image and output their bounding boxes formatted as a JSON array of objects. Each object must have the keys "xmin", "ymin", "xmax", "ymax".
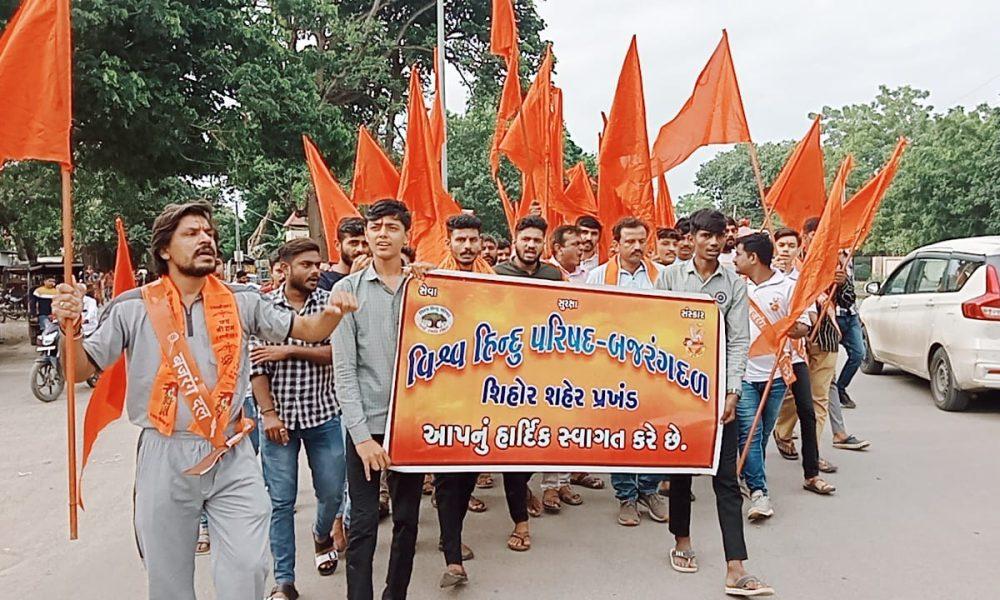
[
  {"xmin": 574, "ymin": 216, "xmax": 603, "ymax": 275},
  {"xmin": 585, "ymin": 217, "xmax": 668, "ymax": 527},
  {"xmin": 717, "ymin": 217, "xmax": 739, "ymax": 270},
  {"xmin": 732, "ymin": 232, "xmax": 810, "ymax": 522},
  {"xmin": 547, "ymin": 224, "xmax": 587, "ymax": 283}
]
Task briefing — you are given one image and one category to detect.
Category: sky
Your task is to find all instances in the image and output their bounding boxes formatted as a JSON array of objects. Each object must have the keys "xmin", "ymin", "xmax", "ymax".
[{"xmin": 445, "ymin": 0, "xmax": 1000, "ymax": 198}]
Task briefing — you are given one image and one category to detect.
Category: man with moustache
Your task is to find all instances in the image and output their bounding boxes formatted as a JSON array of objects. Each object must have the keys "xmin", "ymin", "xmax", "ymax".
[
  {"xmin": 574, "ymin": 215, "xmax": 603, "ymax": 274},
  {"xmin": 250, "ymin": 238, "xmax": 347, "ymax": 600},
  {"xmin": 439, "ymin": 213, "xmax": 494, "ymax": 274},
  {"xmin": 654, "ymin": 227, "xmax": 682, "ymax": 266},
  {"xmin": 547, "ymin": 224, "xmax": 587, "ymax": 283},
  {"xmin": 481, "ymin": 234, "xmax": 499, "ymax": 266},
  {"xmin": 718, "ymin": 216, "xmax": 739, "ymax": 270},
  {"xmin": 674, "ymin": 217, "xmax": 695, "ymax": 263},
  {"xmin": 319, "ymin": 217, "xmax": 371, "ymax": 291},
  {"xmin": 496, "ymin": 238, "xmax": 512, "ymax": 263}
]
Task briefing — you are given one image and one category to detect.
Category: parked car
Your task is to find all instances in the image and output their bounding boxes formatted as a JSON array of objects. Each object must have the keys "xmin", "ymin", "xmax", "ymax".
[{"xmin": 859, "ymin": 236, "xmax": 1000, "ymax": 411}]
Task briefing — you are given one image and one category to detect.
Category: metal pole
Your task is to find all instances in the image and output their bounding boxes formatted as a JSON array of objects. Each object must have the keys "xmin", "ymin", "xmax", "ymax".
[
  {"xmin": 436, "ymin": 0, "xmax": 448, "ymax": 190},
  {"xmin": 233, "ymin": 196, "xmax": 242, "ymax": 267}
]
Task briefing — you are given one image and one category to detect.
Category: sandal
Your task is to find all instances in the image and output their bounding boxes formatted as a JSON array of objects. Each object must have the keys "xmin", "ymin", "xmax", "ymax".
[
  {"xmin": 669, "ymin": 548, "xmax": 698, "ymax": 573},
  {"xmin": 268, "ymin": 583, "xmax": 300, "ymax": 600},
  {"xmin": 439, "ymin": 568, "xmax": 469, "ymax": 588},
  {"xmin": 438, "ymin": 541, "xmax": 475, "ymax": 561},
  {"xmin": 817, "ymin": 458, "xmax": 838, "ymax": 473},
  {"xmin": 542, "ymin": 488, "xmax": 562, "ymax": 513},
  {"xmin": 725, "ymin": 574, "xmax": 774, "ymax": 597},
  {"xmin": 557, "ymin": 485, "xmax": 583, "ymax": 506},
  {"xmin": 803, "ymin": 477, "xmax": 836, "ymax": 495},
  {"xmin": 423, "ymin": 474, "xmax": 434, "ymax": 495},
  {"xmin": 507, "ymin": 530, "xmax": 531, "ymax": 552},
  {"xmin": 570, "ymin": 473, "xmax": 605, "ymax": 489},
  {"xmin": 476, "ymin": 473, "xmax": 494, "ymax": 489},
  {"xmin": 195, "ymin": 520, "xmax": 210, "ymax": 555},
  {"xmin": 314, "ymin": 535, "xmax": 339, "ymax": 576},
  {"xmin": 527, "ymin": 490, "xmax": 543, "ymax": 518},
  {"xmin": 332, "ymin": 516, "xmax": 347, "ymax": 553},
  {"xmin": 468, "ymin": 494, "xmax": 487, "ymax": 513},
  {"xmin": 773, "ymin": 432, "xmax": 798, "ymax": 460}
]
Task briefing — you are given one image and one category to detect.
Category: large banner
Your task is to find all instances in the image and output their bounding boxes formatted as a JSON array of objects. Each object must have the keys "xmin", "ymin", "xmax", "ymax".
[{"xmin": 385, "ymin": 272, "xmax": 726, "ymax": 474}]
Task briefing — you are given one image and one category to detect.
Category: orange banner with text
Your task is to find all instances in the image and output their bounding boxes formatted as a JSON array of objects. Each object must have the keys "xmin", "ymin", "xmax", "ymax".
[{"xmin": 385, "ymin": 272, "xmax": 726, "ymax": 474}]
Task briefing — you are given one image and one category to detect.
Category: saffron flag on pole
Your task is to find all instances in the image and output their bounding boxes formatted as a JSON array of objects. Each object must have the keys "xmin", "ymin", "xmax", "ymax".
[
  {"xmin": 763, "ymin": 115, "xmax": 825, "ymax": 231},
  {"xmin": 839, "ymin": 138, "xmax": 907, "ymax": 250},
  {"xmin": 398, "ymin": 66, "xmax": 461, "ymax": 265},
  {"xmin": 650, "ymin": 30, "xmax": 750, "ymax": 177},
  {"xmin": 0, "ymin": 0, "xmax": 72, "ymax": 167},
  {"xmin": 558, "ymin": 162, "xmax": 599, "ymax": 223},
  {"xmin": 303, "ymin": 135, "xmax": 361, "ymax": 263},
  {"xmin": 79, "ymin": 218, "xmax": 134, "ymax": 507},
  {"xmin": 350, "ymin": 125, "xmax": 399, "ymax": 206},
  {"xmin": 654, "ymin": 173, "xmax": 676, "ymax": 229},
  {"xmin": 489, "ymin": 0, "xmax": 522, "ymax": 176},
  {"xmin": 499, "ymin": 48, "xmax": 552, "ymax": 185}
]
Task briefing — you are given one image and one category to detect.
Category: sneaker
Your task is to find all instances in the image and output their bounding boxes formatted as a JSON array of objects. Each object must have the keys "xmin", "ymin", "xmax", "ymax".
[
  {"xmin": 617, "ymin": 499, "xmax": 640, "ymax": 526},
  {"xmin": 638, "ymin": 493, "xmax": 669, "ymax": 522},
  {"xmin": 747, "ymin": 490, "xmax": 774, "ymax": 521},
  {"xmin": 833, "ymin": 435, "xmax": 871, "ymax": 450},
  {"xmin": 839, "ymin": 388, "xmax": 857, "ymax": 409}
]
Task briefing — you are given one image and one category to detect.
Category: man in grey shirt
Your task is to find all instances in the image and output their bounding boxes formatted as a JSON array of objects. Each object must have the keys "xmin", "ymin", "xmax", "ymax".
[
  {"xmin": 332, "ymin": 199, "xmax": 425, "ymax": 600},
  {"xmin": 53, "ymin": 203, "xmax": 357, "ymax": 600},
  {"xmin": 654, "ymin": 208, "xmax": 774, "ymax": 597}
]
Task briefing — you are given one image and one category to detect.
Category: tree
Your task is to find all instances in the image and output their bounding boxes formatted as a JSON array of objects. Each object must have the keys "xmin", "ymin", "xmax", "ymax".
[{"xmin": 688, "ymin": 141, "xmax": 794, "ymax": 223}]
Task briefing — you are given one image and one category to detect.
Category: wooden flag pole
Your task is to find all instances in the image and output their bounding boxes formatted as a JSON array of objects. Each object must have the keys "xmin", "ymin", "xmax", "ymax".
[
  {"xmin": 61, "ymin": 166, "xmax": 79, "ymax": 540},
  {"xmin": 736, "ymin": 335, "xmax": 785, "ymax": 475},
  {"xmin": 746, "ymin": 142, "xmax": 775, "ymax": 231}
]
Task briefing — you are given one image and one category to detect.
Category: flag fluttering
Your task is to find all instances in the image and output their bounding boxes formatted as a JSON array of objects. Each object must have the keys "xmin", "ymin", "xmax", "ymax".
[
  {"xmin": 489, "ymin": 0, "xmax": 522, "ymax": 176},
  {"xmin": 559, "ymin": 162, "xmax": 599, "ymax": 223},
  {"xmin": 650, "ymin": 30, "xmax": 750, "ymax": 177},
  {"xmin": 764, "ymin": 115, "xmax": 825, "ymax": 231},
  {"xmin": 839, "ymin": 138, "xmax": 908, "ymax": 250},
  {"xmin": 654, "ymin": 173, "xmax": 676, "ymax": 229},
  {"xmin": 303, "ymin": 135, "xmax": 361, "ymax": 263},
  {"xmin": 351, "ymin": 126, "xmax": 399, "ymax": 206},
  {"xmin": 398, "ymin": 67, "xmax": 461, "ymax": 264},
  {"xmin": 0, "ymin": 0, "xmax": 72, "ymax": 167},
  {"xmin": 79, "ymin": 218, "xmax": 135, "ymax": 507}
]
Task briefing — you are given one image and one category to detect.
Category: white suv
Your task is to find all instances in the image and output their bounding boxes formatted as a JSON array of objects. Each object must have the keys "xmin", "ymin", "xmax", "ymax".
[{"xmin": 859, "ymin": 236, "xmax": 1000, "ymax": 411}]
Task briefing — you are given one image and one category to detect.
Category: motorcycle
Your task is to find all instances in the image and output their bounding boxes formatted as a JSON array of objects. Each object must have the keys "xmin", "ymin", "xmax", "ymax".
[
  {"xmin": 0, "ymin": 291, "xmax": 27, "ymax": 322},
  {"xmin": 31, "ymin": 323, "xmax": 98, "ymax": 403}
]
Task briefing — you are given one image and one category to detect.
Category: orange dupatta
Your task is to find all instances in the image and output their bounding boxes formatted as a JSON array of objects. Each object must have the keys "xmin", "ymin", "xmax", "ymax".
[
  {"xmin": 142, "ymin": 275, "xmax": 250, "ymax": 475},
  {"xmin": 438, "ymin": 255, "xmax": 496, "ymax": 274}
]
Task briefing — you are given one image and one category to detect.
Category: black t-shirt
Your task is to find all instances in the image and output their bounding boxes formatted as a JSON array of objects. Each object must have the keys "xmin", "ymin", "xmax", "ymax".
[
  {"xmin": 493, "ymin": 260, "xmax": 564, "ymax": 281},
  {"xmin": 318, "ymin": 270, "xmax": 348, "ymax": 292}
]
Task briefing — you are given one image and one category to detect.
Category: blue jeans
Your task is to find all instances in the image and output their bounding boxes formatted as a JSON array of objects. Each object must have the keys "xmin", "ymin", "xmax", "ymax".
[
  {"xmin": 336, "ymin": 418, "xmax": 351, "ymax": 529},
  {"xmin": 737, "ymin": 378, "xmax": 788, "ymax": 495},
  {"xmin": 243, "ymin": 395, "xmax": 259, "ymax": 455},
  {"xmin": 611, "ymin": 473, "xmax": 662, "ymax": 501},
  {"xmin": 261, "ymin": 416, "xmax": 346, "ymax": 585},
  {"xmin": 836, "ymin": 313, "xmax": 865, "ymax": 393}
]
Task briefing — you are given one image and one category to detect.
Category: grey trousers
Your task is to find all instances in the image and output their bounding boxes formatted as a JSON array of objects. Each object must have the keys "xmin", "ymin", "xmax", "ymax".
[
  {"xmin": 827, "ymin": 384, "xmax": 848, "ymax": 436},
  {"xmin": 135, "ymin": 429, "xmax": 271, "ymax": 600}
]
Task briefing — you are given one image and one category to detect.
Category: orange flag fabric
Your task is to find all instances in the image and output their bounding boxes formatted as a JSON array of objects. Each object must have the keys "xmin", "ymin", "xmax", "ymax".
[
  {"xmin": 827, "ymin": 153, "xmax": 856, "ymax": 218},
  {"xmin": 351, "ymin": 126, "xmax": 399, "ymax": 206},
  {"xmin": 654, "ymin": 173, "xmax": 676, "ymax": 229},
  {"xmin": 839, "ymin": 138, "xmax": 907, "ymax": 250},
  {"xmin": 650, "ymin": 30, "xmax": 750, "ymax": 177},
  {"xmin": 429, "ymin": 47, "xmax": 446, "ymax": 166},
  {"xmin": 499, "ymin": 48, "xmax": 552, "ymax": 187},
  {"xmin": 303, "ymin": 135, "xmax": 361, "ymax": 263},
  {"xmin": 490, "ymin": 0, "xmax": 518, "ymax": 61},
  {"xmin": 559, "ymin": 162, "xmax": 599, "ymax": 222},
  {"xmin": 0, "ymin": 0, "xmax": 72, "ymax": 167},
  {"xmin": 598, "ymin": 37, "xmax": 653, "ymax": 258},
  {"xmin": 764, "ymin": 115, "xmax": 825, "ymax": 231},
  {"xmin": 489, "ymin": 0, "xmax": 522, "ymax": 175},
  {"xmin": 398, "ymin": 67, "xmax": 461, "ymax": 265},
  {"xmin": 79, "ymin": 218, "xmax": 134, "ymax": 507}
]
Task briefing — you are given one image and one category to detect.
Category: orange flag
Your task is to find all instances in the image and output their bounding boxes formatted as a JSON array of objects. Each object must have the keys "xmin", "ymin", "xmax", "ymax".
[
  {"xmin": 429, "ymin": 47, "xmax": 446, "ymax": 166},
  {"xmin": 79, "ymin": 218, "xmax": 134, "ymax": 507},
  {"xmin": 350, "ymin": 126, "xmax": 399, "ymax": 206},
  {"xmin": 490, "ymin": 0, "xmax": 518, "ymax": 60},
  {"xmin": 303, "ymin": 135, "xmax": 361, "ymax": 263},
  {"xmin": 654, "ymin": 173, "xmax": 676, "ymax": 229},
  {"xmin": 839, "ymin": 138, "xmax": 907, "ymax": 250},
  {"xmin": 489, "ymin": 0, "xmax": 522, "ymax": 176},
  {"xmin": 764, "ymin": 115, "xmax": 825, "ymax": 231},
  {"xmin": 650, "ymin": 30, "xmax": 750, "ymax": 177},
  {"xmin": 495, "ymin": 177, "xmax": 517, "ymax": 238},
  {"xmin": 558, "ymin": 162, "xmax": 599, "ymax": 222},
  {"xmin": 499, "ymin": 48, "xmax": 552, "ymax": 184},
  {"xmin": 598, "ymin": 37, "xmax": 653, "ymax": 257},
  {"xmin": 0, "ymin": 0, "xmax": 72, "ymax": 167},
  {"xmin": 827, "ymin": 154, "xmax": 856, "ymax": 217},
  {"xmin": 398, "ymin": 67, "xmax": 461, "ymax": 264}
]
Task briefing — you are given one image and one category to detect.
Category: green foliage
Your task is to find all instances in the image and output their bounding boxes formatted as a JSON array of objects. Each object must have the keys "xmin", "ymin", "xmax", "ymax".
[{"xmin": 689, "ymin": 141, "xmax": 793, "ymax": 224}]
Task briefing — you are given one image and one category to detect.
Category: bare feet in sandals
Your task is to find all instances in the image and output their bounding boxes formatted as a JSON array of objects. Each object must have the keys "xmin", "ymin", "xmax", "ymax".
[
  {"xmin": 803, "ymin": 476, "xmax": 836, "ymax": 495},
  {"xmin": 526, "ymin": 489, "xmax": 543, "ymax": 518},
  {"xmin": 507, "ymin": 522, "xmax": 531, "ymax": 552},
  {"xmin": 725, "ymin": 561, "xmax": 774, "ymax": 597},
  {"xmin": 542, "ymin": 488, "xmax": 561, "ymax": 513},
  {"xmin": 570, "ymin": 472, "xmax": 605, "ymax": 490}
]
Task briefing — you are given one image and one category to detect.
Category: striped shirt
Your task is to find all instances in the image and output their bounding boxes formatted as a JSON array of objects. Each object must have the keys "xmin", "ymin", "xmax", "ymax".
[{"xmin": 331, "ymin": 265, "xmax": 406, "ymax": 444}]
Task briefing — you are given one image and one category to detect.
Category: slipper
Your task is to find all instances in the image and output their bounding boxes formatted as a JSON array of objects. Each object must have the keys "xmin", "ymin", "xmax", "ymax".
[
  {"xmin": 570, "ymin": 473, "xmax": 605, "ymax": 489},
  {"xmin": 817, "ymin": 458, "xmax": 838, "ymax": 473},
  {"xmin": 557, "ymin": 485, "xmax": 583, "ymax": 506},
  {"xmin": 467, "ymin": 494, "xmax": 487, "ymax": 513},
  {"xmin": 802, "ymin": 477, "xmax": 836, "ymax": 495},
  {"xmin": 267, "ymin": 583, "xmax": 300, "ymax": 600},
  {"xmin": 542, "ymin": 488, "xmax": 561, "ymax": 513},
  {"xmin": 314, "ymin": 535, "xmax": 339, "ymax": 576},
  {"xmin": 773, "ymin": 432, "xmax": 798, "ymax": 461},
  {"xmin": 526, "ymin": 490, "xmax": 543, "ymax": 518},
  {"xmin": 439, "ymin": 569, "xmax": 469, "ymax": 588},
  {"xmin": 725, "ymin": 575, "xmax": 774, "ymax": 596},
  {"xmin": 507, "ymin": 530, "xmax": 531, "ymax": 552},
  {"xmin": 195, "ymin": 521, "xmax": 210, "ymax": 556},
  {"xmin": 476, "ymin": 473, "xmax": 494, "ymax": 489},
  {"xmin": 669, "ymin": 548, "xmax": 698, "ymax": 573}
]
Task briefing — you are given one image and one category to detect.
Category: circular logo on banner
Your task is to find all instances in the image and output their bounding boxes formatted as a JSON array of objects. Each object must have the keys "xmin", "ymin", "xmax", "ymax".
[
  {"xmin": 415, "ymin": 305, "xmax": 454, "ymax": 334},
  {"xmin": 714, "ymin": 291, "xmax": 728, "ymax": 305}
]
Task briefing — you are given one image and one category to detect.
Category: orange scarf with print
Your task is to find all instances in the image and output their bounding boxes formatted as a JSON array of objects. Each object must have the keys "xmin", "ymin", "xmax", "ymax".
[
  {"xmin": 142, "ymin": 276, "xmax": 249, "ymax": 474},
  {"xmin": 438, "ymin": 254, "xmax": 495, "ymax": 274},
  {"xmin": 603, "ymin": 256, "xmax": 660, "ymax": 286}
]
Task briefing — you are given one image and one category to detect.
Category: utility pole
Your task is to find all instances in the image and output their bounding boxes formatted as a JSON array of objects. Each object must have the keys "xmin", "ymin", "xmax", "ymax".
[{"xmin": 437, "ymin": 0, "xmax": 448, "ymax": 190}]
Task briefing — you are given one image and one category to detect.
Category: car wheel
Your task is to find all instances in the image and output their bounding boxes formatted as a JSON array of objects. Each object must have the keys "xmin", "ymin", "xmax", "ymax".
[
  {"xmin": 929, "ymin": 348, "xmax": 970, "ymax": 412},
  {"xmin": 860, "ymin": 328, "xmax": 884, "ymax": 375}
]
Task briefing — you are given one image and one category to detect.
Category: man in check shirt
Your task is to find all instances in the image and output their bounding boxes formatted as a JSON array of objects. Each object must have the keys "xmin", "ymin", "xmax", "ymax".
[{"xmin": 251, "ymin": 238, "xmax": 346, "ymax": 600}]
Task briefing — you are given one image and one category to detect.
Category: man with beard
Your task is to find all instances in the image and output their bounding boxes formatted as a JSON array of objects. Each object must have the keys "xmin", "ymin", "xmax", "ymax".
[
  {"xmin": 547, "ymin": 224, "xmax": 587, "ymax": 283},
  {"xmin": 718, "ymin": 216, "xmax": 738, "ymax": 270},
  {"xmin": 53, "ymin": 202, "xmax": 358, "ymax": 600},
  {"xmin": 250, "ymin": 238, "xmax": 347, "ymax": 600},
  {"xmin": 674, "ymin": 217, "xmax": 695, "ymax": 263},
  {"xmin": 654, "ymin": 227, "xmax": 682, "ymax": 266},
  {"xmin": 319, "ymin": 217, "xmax": 371, "ymax": 291},
  {"xmin": 481, "ymin": 234, "xmax": 499, "ymax": 266},
  {"xmin": 496, "ymin": 238, "xmax": 511, "ymax": 263},
  {"xmin": 439, "ymin": 213, "xmax": 494, "ymax": 274},
  {"xmin": 585, "ymin": 217, "xmax": 669, "ymax": 527},
  {"xmin": 574, "ymin": 215, "xmax": 603, "ymax": 274}
]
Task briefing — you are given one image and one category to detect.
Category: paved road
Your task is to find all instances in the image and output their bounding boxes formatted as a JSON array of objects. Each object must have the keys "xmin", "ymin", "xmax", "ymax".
[{"xmin": 1, "ymin": 325, "xmax": 997, "ymax": 599}]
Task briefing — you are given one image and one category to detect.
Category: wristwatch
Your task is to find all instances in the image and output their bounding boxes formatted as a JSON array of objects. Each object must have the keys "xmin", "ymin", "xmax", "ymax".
[{"xmin": 725, "ymin": 388, "xmax": 742, "ymax": 398}]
